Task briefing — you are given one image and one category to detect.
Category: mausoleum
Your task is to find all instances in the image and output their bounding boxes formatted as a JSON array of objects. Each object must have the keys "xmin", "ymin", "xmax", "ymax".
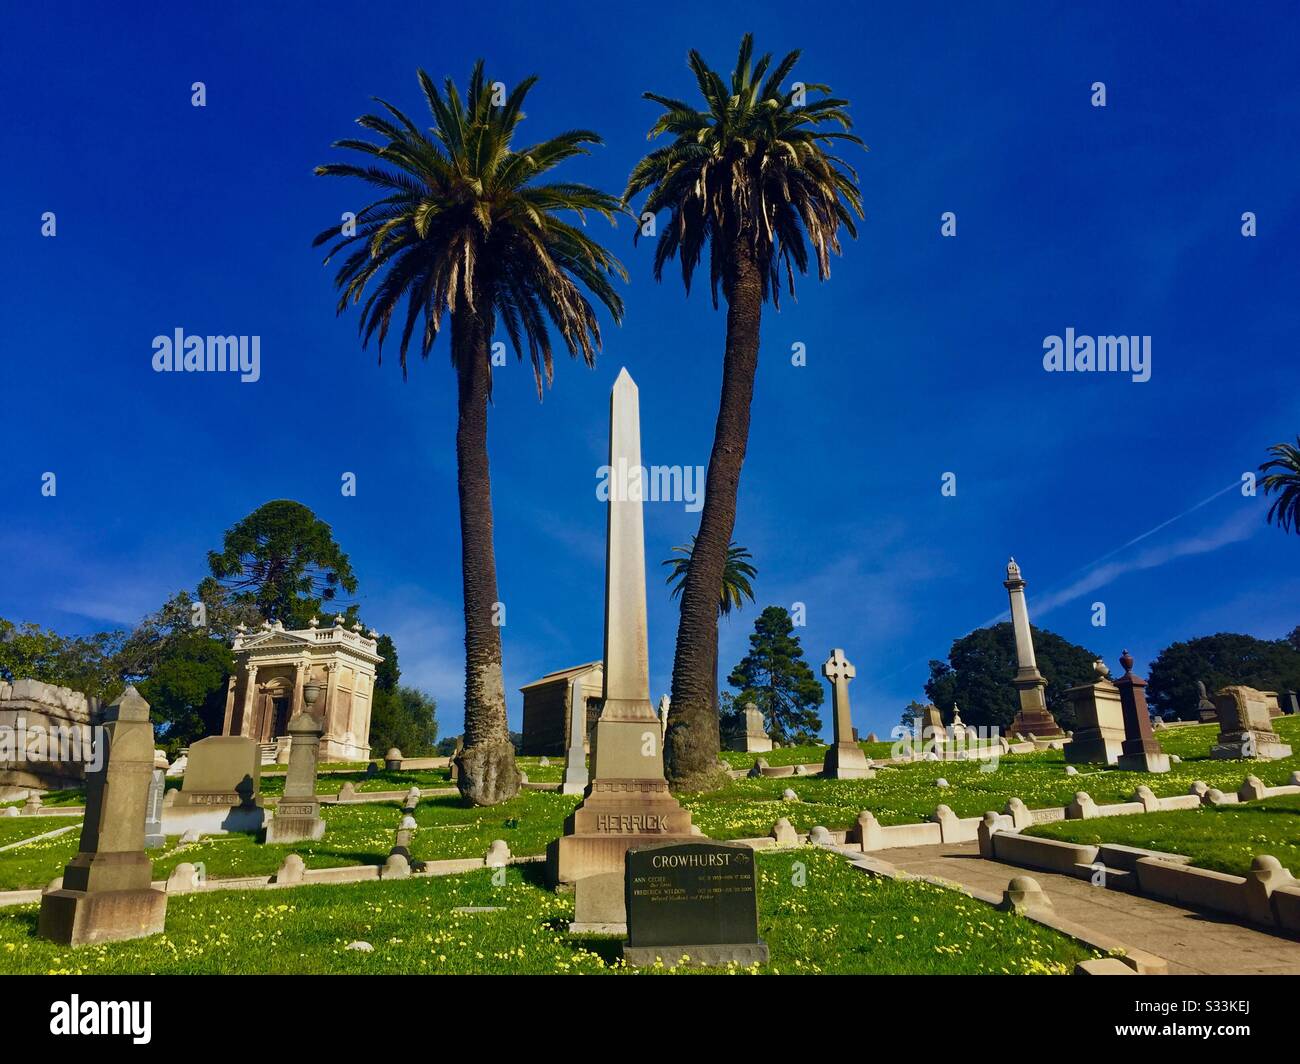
[
  {"xmin": 220, "ymin": 617, "xmax": 381, "ymax": 762},
  {"xmin": 520, "ymin": 662, "xmax": 603, "ymax": 756}
]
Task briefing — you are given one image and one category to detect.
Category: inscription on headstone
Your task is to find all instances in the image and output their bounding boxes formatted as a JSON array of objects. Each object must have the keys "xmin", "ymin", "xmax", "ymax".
[{"xmin": 622, "ymin": 841, "xmax": 768, "ymax": 967}]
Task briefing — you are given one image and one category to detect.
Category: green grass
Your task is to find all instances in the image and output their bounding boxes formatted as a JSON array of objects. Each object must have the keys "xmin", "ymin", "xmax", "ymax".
[
  {"xmin": 1024, "ymin": 794, "xmax": 1300, "ymax": 877},
  {"xmin": 0, "ymin": 816, "xmax": 81, "ymax": 848},
  {"xmin": 0, "ymin": 849, "xmax": 1096, "ymax": 974},
  {"xmin": 0, "ymin": 792, "xmax": 582, "ymax": 892}
]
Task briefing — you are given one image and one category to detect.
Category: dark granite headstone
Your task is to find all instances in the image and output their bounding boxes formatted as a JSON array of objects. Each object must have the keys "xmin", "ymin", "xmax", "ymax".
[{"xmin": 621, "ymin": 840, "xmax": 768, "ymax": 967}]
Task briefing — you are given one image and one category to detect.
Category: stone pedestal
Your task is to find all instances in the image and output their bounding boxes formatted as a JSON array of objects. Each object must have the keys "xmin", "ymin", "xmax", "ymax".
[
  {"xmin": 1113, "ymin": 651, "xmax": 1170, "ymax": 773},
  {"xmin": 38, "ymin": 687, "xmax": 167, "ymax": 946},
  {"xmin": 1065, "ymin": 665, "xmax": 1125, "ymax": 766},
  {"xmin": 1211, "ymin": 686, "xmax": 1292, "ymax": 760},
  {"xmin": 548, "ymin": 370, "xmax": 695, "ymax": 902},
  {"xmin": 820, "ymin": 649, "xmax": 874, "ymax": 779},
  {"xmin": 1003, "ymin": 558, "xmax": 1065, "ymax": 739},
  {"xmin": 266, "ymin": 712, "xmax": 326, "ymax": 844}
]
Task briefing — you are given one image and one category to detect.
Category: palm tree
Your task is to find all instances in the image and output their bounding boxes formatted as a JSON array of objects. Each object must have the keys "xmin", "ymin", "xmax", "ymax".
[
  {"xmin": 1260, "ymin": 438, "xmax": 1300, "ymax": 533},
  {"xmin": 625, "ymin": 35, "xmax": 864, "ymax": 790},
  {"xmin": 314, "ymin": 62, "xmax": 625, "ymax": 805},
  {"xmin": 663, "ymin": 538, "xmax": 757, "ymax": 616}
]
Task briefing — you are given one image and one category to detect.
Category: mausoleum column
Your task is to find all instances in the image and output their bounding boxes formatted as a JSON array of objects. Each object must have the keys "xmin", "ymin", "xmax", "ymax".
[
  {"xmin": 239, "ymin": 664, "xmax": 259, "ymax": 737},
  {"xmin": 291, "ymin": 657, "xmax": 307, "ymax": 722}
]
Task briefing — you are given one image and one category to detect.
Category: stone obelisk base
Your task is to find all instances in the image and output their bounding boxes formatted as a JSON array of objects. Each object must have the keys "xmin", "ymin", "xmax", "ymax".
[
  {"xmin": 547, "ymin": 778, "xmax": 696, "ymax": 888},
  {"xmin": 38, "ymin": 853, "xmax": 166, "ymax": 947},
  {"xmin": 1009, "ymin": 673, "xmax": 1064, "ymax": 739},
  {"xmin": 822, "ymin": 742, "xmax": 875, "ymax": 779}
]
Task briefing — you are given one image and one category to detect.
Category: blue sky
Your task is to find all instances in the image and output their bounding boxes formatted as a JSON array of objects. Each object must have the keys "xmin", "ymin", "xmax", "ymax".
[{"xmin": 3, "ymin": 2, "xmax": 1299, "ymax": 738}]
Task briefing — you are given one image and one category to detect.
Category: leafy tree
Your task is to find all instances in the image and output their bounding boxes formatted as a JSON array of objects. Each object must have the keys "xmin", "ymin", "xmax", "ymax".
[
  {"xmin": 1146, "ymin": 633, "xmax": 1300, "ymax": 720},
  {"xmin": 314, "ymin": 62, "xmax": 624, "ymax": 806},
  {"xmin": 370, "ymin": 686, "xmax": 439, "ymax": 758},
  {"xmin": 202, "ymin": 500, "xmax": 357, "ymax": 628},
  {"xmin": 726, "ymin": 606, "xmax": 824, "ymax": 744},
  {"xmin": 136, "ymin": 633, "xmax": 234, "ymax": 753},
  {"xmin": 1260, "ymin": 438, "xmax": 1300, "ymax": 533},
  {"xmin": 626, "ymin": 35, "xmax": 864, "ymax": 791},
  {"xmin": 899, "ymin": 699, "xmax": 931, "ymax": 733},
  {"xmin": 925, "ymin": 623, "xmax": 1098, "ymax": 733},
  {"xmin": 0, "ymin": 618, "xmax": 125, "ymax": 703}
]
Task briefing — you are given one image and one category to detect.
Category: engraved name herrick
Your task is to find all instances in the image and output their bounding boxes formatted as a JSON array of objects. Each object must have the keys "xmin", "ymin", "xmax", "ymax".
[{"xmin": 596, "ymin": 813, "xmax": 667, "ymax": 833}]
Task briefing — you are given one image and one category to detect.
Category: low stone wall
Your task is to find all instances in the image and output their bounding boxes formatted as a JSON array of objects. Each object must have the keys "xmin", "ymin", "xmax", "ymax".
[
  {"xmin": 0, "ymin": 678, "xmax": 101, "ymax": 791},
  {"xmin": 970, "ymin": 774, "xmax": 1300, "ymax": 937}
]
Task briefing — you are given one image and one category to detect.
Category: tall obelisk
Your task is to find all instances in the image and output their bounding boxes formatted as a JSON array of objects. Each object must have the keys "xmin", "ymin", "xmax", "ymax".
[
  {"xmin": 547, "ymin": 369, "xmax": 694, "ymax": 889},
  {"xmin": 1003, "ymin": 558, "xmax": 1064, "ymax": 738}
]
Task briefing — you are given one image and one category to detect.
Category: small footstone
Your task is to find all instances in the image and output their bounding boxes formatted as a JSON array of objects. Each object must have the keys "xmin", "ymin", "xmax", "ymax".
[
  {"xmin": 935, "ymin": 778, "xmax": 949, "ymax": 788},
  {"xmin": 770, "ymin": 818, "xmax": 798, "ymax": 847},
  {"xmin": 345, "ymin": 941, "xmax": 373, "ymax": 952},
  {"xmin": 1000, "ymin": 875, "xmax": 1051, "ymax": 914},
  {"xmin": 782, "ymin": 788, "xmax": 798, "ymax": 801},
  {"xmin": 807, "ymin": 826, "xmax": 832, "ymax": 846},
  {"xmin": 1065, "ymin": 765, "xmax": 1078, "ymax": 776}
]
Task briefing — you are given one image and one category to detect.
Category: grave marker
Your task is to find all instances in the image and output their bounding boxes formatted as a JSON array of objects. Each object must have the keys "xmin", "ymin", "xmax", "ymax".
[
  {"xmin": 622, "ymin": 840, "xmax": 768, "ymax": 968},
  {"xmin": 38, "ymin": 687, "xmax": 167, "ymax": 946}
]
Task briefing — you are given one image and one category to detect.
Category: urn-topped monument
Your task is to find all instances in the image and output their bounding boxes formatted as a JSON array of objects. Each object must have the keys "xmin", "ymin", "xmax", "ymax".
[{"xmin": 1003, "ymin": 558, "xmax": 1065, "ymax": 739}]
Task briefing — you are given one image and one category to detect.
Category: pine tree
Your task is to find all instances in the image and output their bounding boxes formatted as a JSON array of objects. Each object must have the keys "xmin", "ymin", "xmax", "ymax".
[{"xmin": 726, "ymin": 606, "xmax": 824, "ymax": 743}]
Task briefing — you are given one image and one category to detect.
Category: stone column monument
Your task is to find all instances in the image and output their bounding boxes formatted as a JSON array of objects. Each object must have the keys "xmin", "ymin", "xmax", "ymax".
[
  {"xmin": 821, "ymin": 649, "xmax": 874, "ymax": 778},
  {"xmin": 1112, "ymin": 651, "xmax": 1170, "ymax": 772},
  {"xmin": 265, "ymin": 706, "xmax": 327, "ymax": 843},
  {"xmin": 547, "ymin": 369, "xmax": 695, "ymax": 891},
  {"xmin": 1002, "ymin": 558, "xmax": 1064, "ymax": 738},
  {"xmin": 561, "ymin": 674, "xmax": 589, "ymax": 796},
  {"xmin": 38, "ymin": 687, "xmax": 167, "ymax": 946}
]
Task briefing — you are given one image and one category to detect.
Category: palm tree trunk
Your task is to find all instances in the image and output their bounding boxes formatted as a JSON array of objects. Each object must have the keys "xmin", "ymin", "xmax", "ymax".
[
  {"xmin": 666, "ymin": 237, "xmax": 763, "ymax": 791},
  {"xmin": 452, "ymin": 305, "xmax": 521, "ymax": 806}
]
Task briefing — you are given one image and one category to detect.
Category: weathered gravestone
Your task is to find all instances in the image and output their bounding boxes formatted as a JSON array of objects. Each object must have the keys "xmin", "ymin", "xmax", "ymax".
[
  {"xmin": 1212, "ymin": 686, "xmax": 1292, "ymax": 760},
  {"xmin": 265, "ymin": 711, "xmax": 326, "ymax": 843},
  {"xmin": 38, "ymin": 687, "xmax": 167, "ymax": 946},
  {"xmin": 725, "ymin": 702, "xmax": 772, "ymax": 753},
  {"xmin": 144, "ymin": 751, "xmax": 167, "ymax": 849},
  {"xmin": 1197, "ymin": 680, "xmax": 1218, "ymax": 723},
  {"xmin": 169, "ymin": 735, "xmax": 264, "ymax": 834},
  {"xmin": 1065, "ymin": 662, "xmax": 1125, "ymax": 765},
  {"xmin": 919, "ymin": 703, "xmax": 947, "ymax": 747},
  {"xmin": 621, "ymin": 841, "xmax": 768, "ymax": 968}
]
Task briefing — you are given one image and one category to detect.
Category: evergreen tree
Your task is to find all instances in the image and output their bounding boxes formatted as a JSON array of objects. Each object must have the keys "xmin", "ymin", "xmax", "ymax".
[
  {"xmin": 925, "ymin": 622, "xmax": 1098, "ymax": 733},
  {"xmin": 1146, "ymin": 633, "xmax": 1300, "ymax": 720},
  {"xmin": 726, "ymin": 606, "xmax": 823, "ymax": 743},
  {"xmin": 367, "ymin": 635, "xmax": 438, "ymax": 756}
]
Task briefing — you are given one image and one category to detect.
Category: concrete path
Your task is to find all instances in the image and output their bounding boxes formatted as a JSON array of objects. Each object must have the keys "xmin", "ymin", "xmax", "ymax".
[{"xmin": 884, "ymin": 841, "xmax": 1300, "ymax": 975}]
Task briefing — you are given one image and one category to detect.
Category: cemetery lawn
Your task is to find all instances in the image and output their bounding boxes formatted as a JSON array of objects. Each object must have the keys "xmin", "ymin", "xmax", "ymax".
[
  {"xmin": 0, "ymin": 849, "xmax": 1097, "ymax": 974},
  {"xmin": 1022, "ymin": 794, "xmax": 1300, "ymax": 877},
  {"xmin": 0, "ymin": 791, "xmax": 582, "ymax": 892},
  {"xmin": 0, "ymin": 816, "xmax": 81, "ymax": 848},
  {"xmin": 0, "ymin": 717, "xmax": 1294, "ymax": 892}
]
